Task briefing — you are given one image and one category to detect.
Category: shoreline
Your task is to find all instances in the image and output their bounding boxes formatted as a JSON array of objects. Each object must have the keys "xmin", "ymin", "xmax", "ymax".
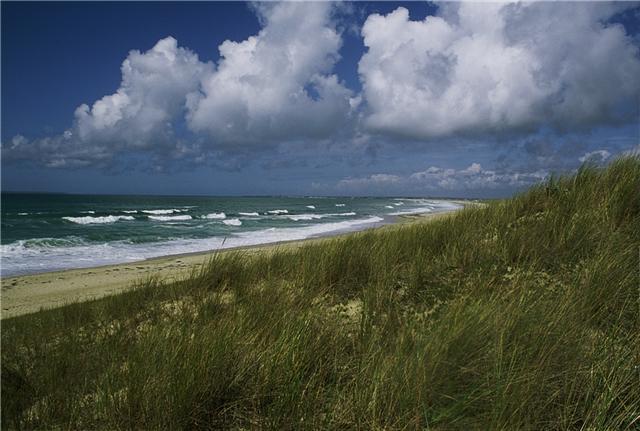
[{"xmin": 1, "ymin": 209, "xmax": 459, "ymax": 319}]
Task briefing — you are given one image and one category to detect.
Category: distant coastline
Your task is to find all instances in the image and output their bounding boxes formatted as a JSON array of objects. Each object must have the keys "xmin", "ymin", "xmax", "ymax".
[
  {"xmin": 1, "ymin": 208, "xmax": 461, "ymax": 319},
  {"xmin": 1, "ymin": 195, "xmax": 463, "ymax": 277}
]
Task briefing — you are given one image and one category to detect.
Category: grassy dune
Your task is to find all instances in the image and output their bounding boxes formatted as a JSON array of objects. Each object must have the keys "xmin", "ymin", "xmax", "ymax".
[{"xmin": 2, "ymin": 157, "xmax": 639, "ymax": 430}]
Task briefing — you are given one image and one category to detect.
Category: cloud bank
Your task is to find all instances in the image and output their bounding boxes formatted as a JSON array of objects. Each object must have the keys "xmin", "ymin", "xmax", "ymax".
[
  {"xmin": 3, "ymin": 2, "xmax": 639, "ymax": 173},
  {"xmin": 332, "ymin": 163, "xmax": 549, "ymax": 195},
  {"xmin": 4, "ymin": 2, "xmax": 353, "ymax": 167},
  {"xmin": 327, "ymin": 142, "xmax": 620, "ymax": 196}
]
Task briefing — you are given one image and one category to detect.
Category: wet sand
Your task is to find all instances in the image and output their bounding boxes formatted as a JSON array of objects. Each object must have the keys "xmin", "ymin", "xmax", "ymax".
[{"xmin": 1, "ymin": 210, "xmax": 459, "ymax": 319}]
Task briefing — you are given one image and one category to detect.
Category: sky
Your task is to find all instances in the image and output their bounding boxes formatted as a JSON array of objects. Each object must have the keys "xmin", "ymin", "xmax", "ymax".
[{"xmin": 2, "ymin": 1, "xmax": 639, "ymax": 198}]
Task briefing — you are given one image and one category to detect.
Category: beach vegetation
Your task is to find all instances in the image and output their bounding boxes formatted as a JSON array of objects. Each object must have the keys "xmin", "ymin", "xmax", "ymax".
[{"xmin": 2, "ymin": 157, "xmax": 639, "ymax": 429}]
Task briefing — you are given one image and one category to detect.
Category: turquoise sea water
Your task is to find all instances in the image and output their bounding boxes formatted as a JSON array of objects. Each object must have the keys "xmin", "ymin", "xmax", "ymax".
[{"xmin": 1, "ymin": 193, "xmax": 461, "ymax": 276}]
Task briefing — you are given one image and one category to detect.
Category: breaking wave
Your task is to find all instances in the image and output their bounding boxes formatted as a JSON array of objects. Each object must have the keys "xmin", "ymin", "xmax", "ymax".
[
  {"xmin": 148, "ymin": 215, "xmax": 193, "ymax": 221},
  {"xmin": 223, "ymin": 218, "xmax": 242, "ymax": 226},
  {"xmin": 62, "ymin": 215, "xmax": 135, "ymax": 225},
  {"xmin": 1, "ymin": 216, "xmax": 387, "ymax": 277},
  {"xmin": 142, "ymin": 209, "xmax": 184, "ymax": 215},
  {"xmin": 202, "ymin": 212, "xmax": 226, "ymax": 219},
  {"xmin": 388, "ymin": 201, "xmax": 462, "ymax": 216},
  {"xmin": 285, "ymin": 212, "xmax": 356, "ymax": 221}
]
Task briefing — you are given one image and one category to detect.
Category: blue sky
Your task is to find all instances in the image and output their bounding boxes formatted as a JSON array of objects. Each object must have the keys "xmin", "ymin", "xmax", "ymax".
[{"xmin": 2, "ymin": 1, "xmax": 639, "ymax": 197}]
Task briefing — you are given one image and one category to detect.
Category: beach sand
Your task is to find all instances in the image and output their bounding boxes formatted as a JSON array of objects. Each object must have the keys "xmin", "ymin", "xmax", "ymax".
[{"xmin": 1, "ymin": 210, "xmax": 458, "ymax": 319}]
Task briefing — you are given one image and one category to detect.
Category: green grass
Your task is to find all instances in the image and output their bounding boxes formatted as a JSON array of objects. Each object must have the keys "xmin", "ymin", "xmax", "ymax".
[{"xmin": 2, "ymin": 157, "xmax": 639, "ymax": 430}]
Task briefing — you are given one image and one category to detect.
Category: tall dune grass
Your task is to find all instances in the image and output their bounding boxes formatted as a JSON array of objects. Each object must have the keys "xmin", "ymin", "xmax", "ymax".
[{"xmin": 2, "ymin": 157, "xmax": 639, "ymax": 429}]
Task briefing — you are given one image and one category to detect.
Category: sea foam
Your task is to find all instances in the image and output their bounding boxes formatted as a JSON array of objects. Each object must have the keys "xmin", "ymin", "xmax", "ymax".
[
  {"xmin": 62, "ymin": 215, "xmax": 135, "ymax": 224},
  {"xmin": 203, "ymin": 212, "xmax": 226, "ymax": 219},
  {"xmin": 2, "ymin": 197, "xmax": 462, "ymax": 277},
  {"xmin": 223, "ymin": 218, "xmax": 242, "ymax": 226},
  {"xmin": 0, "ymin": 216, "xmax": 386, "ymax": 277},
  {"xmin": 285, "ymin": 212, "xmax": 356, "ymax": 221},
  {"xmin": 142, "ymin": 209, "xmax": 183, "ymax": 215},
  {"xmin": 388, "ymin": 201, "xmax": 462, "ymax": 216},
  {"xmin": 148, "ymin": 215, "xmax": 193, "ymax": 221},
  {"xmin": 286, "ymin": 214, "xmax": 323, "ymax": 221}
]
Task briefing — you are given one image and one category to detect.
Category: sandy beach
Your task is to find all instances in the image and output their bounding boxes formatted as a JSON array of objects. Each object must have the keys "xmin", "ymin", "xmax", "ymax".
[{"xmin": 1, "ymin": 210, "xmax": 458, "ymax": 319}]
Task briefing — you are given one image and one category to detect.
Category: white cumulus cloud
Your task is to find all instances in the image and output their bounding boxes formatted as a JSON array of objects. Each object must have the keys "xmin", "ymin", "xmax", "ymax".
[
  {"xmin": 3, "ymin": 37, "xmax": 210, "ymax": 167},
  {"xmin": 358, "ymin": 3, "xmax": 640, "ymax": 139},
  {"xmin": 3, "ymin": 3, "xmax": 353, "ymax": 168},
  {"xmin": 186, "ymin": 2, "xmax": 355, "ymax": 145},
  {"xmin": 74, "ymin": 37, "xmax": 209, "ymax": 149},
  {"xmin": 3, "ymin": 2, "xmax": 639, "ymax": 173}
]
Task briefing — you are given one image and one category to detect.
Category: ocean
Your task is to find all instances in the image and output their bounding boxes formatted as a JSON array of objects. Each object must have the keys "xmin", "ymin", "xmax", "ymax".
[{"xmin": 0, "ymin": 193, "xmax": 461, "ymax": 277}]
